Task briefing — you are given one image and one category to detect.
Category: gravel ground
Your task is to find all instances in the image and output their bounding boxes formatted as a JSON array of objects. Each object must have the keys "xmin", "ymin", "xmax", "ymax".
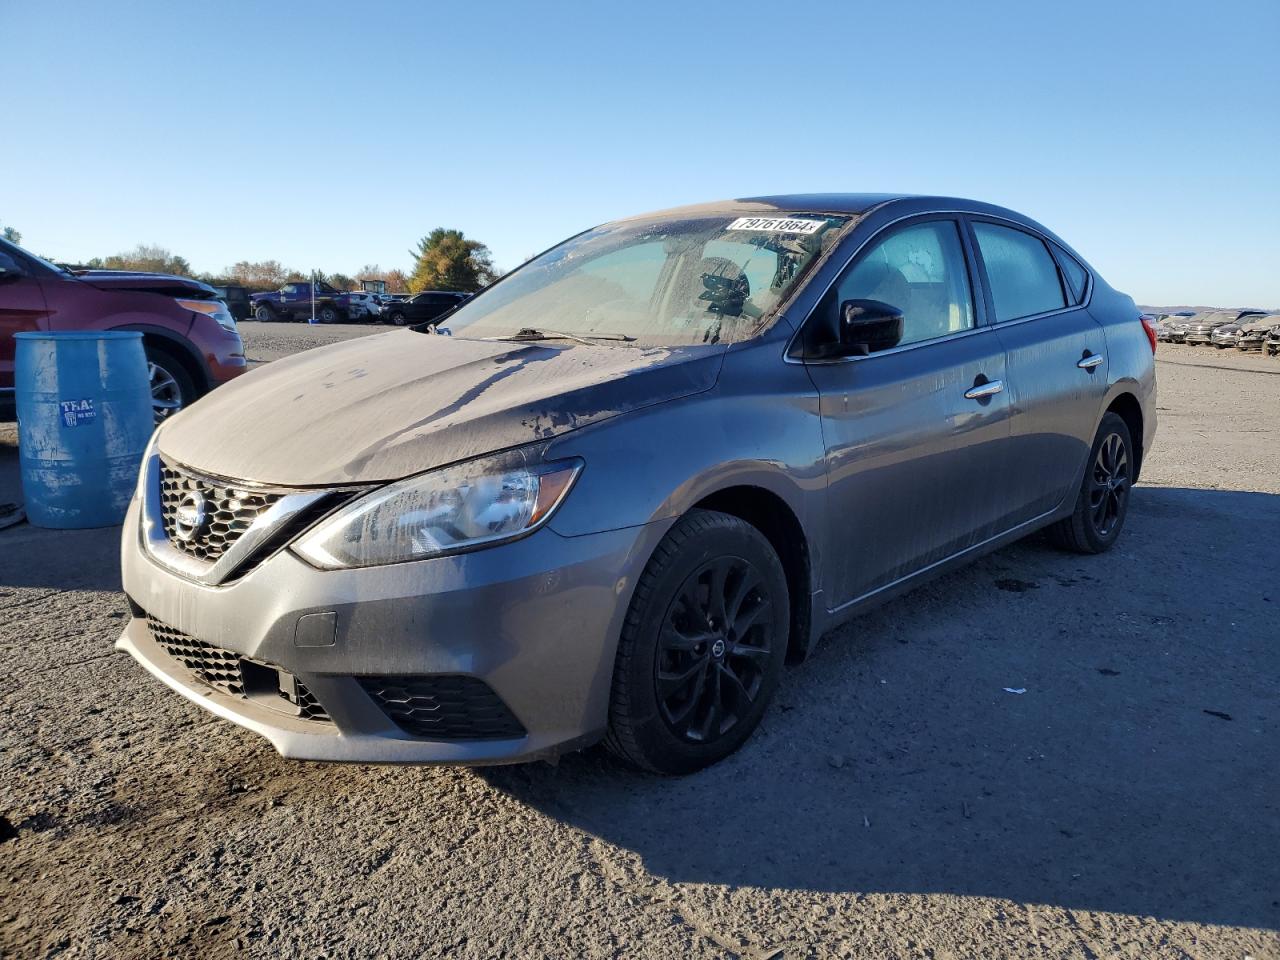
[{"xmin": 1, "ymin": 335, "xmax": 1277, "ymax": 959}]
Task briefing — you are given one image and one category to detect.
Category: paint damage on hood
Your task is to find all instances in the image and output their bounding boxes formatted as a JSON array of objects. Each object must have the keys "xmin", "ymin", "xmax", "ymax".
[{"xmin": 157, "ymin": 330, "xmax": 724, "ymax": 486}]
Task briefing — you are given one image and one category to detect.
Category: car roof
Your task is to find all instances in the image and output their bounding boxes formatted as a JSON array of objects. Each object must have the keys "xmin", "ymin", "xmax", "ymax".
[{"xmin": 614, "ymin": 193, "xmax": 1040, "ymax": 221}]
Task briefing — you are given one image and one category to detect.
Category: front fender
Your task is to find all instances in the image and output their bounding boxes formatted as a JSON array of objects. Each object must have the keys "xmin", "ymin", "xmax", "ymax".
[{"xmin": 544, "ymin": 334, "xmax": 828, "ymax": 588}]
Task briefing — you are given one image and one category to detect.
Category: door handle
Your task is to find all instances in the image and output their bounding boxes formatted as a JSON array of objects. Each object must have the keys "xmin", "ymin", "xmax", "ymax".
[
  {"xmin": 1077, "ymin": 353, "xmax": 1105, "ymax": 370},
  {"xmin": 964, "ymin": 379, "xmax": 1004, "ymax": 400}
]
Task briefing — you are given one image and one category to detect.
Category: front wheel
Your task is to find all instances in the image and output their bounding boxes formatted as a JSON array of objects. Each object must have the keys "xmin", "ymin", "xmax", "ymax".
[
  {"xmin": 386, "ymin": 311, "xmax": 407, "ymax": 326},
  {"xmin": 1047, "ymin": 412, "xmax": 1134, "ymax": 554},
  {"xmin": 145, "ymin": 345, "xmax": 197, "ymax": 424},
  {"xmin": 605, "ymin": 509, "xmax": 789, "ymax": 775}
]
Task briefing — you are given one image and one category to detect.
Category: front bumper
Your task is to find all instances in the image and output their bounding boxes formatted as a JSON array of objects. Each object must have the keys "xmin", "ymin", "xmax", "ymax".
[
  {"xmin": 1183, "ymin": 332, "xmax": 1212, "ymax": 344},
  {"xmin": 118, "ymin": 493, "xmax": 672, "ymax": 763}
]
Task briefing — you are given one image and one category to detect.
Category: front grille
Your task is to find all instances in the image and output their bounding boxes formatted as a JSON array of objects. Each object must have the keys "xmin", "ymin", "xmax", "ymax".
[
  {"xmin": 159, "ymin": 460, "xmax": 284, "ymax": 562},
  {"xmin": 147, "ymin": 616, "xmax": 330, "ymax": 723},
  {"xmin": 359, "ymin": 676, "xmax": 526, "ymax": 740}
]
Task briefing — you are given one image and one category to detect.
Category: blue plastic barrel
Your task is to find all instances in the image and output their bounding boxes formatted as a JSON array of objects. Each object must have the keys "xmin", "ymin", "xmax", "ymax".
[{"xmin": 15, "ymin": 331, "xmax": 153, "ymax": 529}]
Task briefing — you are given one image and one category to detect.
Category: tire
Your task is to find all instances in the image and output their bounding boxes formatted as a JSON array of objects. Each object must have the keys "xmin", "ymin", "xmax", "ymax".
[
  {"xmin": 386, "ymin": 311, "xmax": 407, "ymax": 326},
  {"xmin": 1046, "ymin": 412, "xmax": 1134, "ymax": 555},
  {"xmin": 145, "ymin": 344, "xmax": 198, "ymax": 424},
  {"xmin": 318, "ymin": 305, "xmax": 341, "ymax": 324},
  {"xmin": 605, "ymin": 509, "xmax": 789, "ymax": 775},
  {"xmin": 254, "ymin": 305, "xmax": 277, "ymax": 322}
]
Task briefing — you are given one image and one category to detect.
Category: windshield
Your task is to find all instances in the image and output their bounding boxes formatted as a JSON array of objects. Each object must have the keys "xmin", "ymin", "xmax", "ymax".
[{"xmin": 431, "ymin": 212, "xmax": 850, "ymax": 346}]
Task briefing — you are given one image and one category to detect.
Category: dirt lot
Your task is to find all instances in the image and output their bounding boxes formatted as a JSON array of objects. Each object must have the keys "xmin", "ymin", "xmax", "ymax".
[{"xmin": 1, "ymin": 329, "xmax": 1277, "ymax": 959}]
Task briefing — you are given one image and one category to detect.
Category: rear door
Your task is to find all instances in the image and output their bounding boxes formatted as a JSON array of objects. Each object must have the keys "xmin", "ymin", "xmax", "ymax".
[
  {"xmin": 0, "ymin": 247, "xmax": 50, "ymax": 392},
  {"xmin": 968, "ymin": 219, "xmax": 1109, "ymax": 524},
  {"xmin": 802, "ymin": 217, "xmax": 1014, "ymax": 607}
]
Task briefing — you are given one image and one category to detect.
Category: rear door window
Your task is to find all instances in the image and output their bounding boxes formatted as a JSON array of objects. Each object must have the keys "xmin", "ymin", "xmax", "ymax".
[{"xmin": 972, "ymin": 222, "xmax": 1067, "ymax": 321}]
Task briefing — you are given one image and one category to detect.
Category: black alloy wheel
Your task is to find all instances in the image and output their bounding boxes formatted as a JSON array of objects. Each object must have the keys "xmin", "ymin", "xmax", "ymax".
[
  {"xmin": 1047, "ymin": 411, "xmax": 1134, "ymax": 554},
  {"xmin": 656, "ymin": 555, "xmax": 775, "ymax": 744},
  {"xmin": 1088, "ymin": 430, "xmax": 1129, "ymax": 538},
  {"xmin": 605, "ymin": 509, "xmax": 789, "ymax": 774}
]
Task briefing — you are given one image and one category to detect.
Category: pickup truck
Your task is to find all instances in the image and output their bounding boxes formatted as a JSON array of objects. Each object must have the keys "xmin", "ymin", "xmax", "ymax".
[{"xmin": 249, "ymin": 282, "xmax": 375, "ymax": 323}]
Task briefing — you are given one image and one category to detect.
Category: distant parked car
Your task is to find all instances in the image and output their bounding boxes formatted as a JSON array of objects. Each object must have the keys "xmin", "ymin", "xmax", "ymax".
[
  {"xmin": 1265, "ymin": 323, "xmax": 1280, "ymax": 357},
  {"xmin": 0, "ymin": 238, "xmax": 244, "ymax": 422},
  {"xmin": 1211, "ymin": 320, "xmax": 1245, "ymax": 349},
  {"xmin": 1237, "ymin": 315, "xmax": 1279, "ymax": 352},
  {"xmin": 1163, "ymin": 316, "xmax": 1190, "ymax": 343},
  {"xmin": 1183, "ymin": 310, "xmax": 1238, "ymax": 345},
  {"xmin": 212, "ymin": 284, "xmax": 252, "ymax": 322},
  {"xmin": 342, "ymin": 291, "xmax": 382, "ymax": 322},
  {"xmin": 380, "ymin": 290, "xmax": 470, "ymax": 326},
  {"xmin": 250, "ymin": 282, "xmax": 360, "ymax": 323}
]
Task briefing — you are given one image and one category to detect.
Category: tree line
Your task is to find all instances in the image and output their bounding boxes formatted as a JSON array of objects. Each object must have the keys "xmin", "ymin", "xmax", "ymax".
[{"xmin": 1, "ymin": 221, "xmax": 498, "ymax": 295}]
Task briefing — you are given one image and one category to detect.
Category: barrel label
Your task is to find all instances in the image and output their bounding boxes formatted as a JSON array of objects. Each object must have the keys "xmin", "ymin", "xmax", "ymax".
[{"xmin": 59, "ymin": 398, "xmax": 96, "ymax": 428}]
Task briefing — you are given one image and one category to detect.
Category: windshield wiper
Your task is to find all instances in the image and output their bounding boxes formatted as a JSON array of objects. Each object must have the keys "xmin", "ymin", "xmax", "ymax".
[{"xmin": 497, "ymin": 327, "xmax": 636, "ymax": 345}]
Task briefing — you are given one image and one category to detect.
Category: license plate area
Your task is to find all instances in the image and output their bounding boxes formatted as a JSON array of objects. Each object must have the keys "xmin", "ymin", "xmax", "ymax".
[{"xmin": 240, "ymin": 658, "xmax": 305, "ymax": 717}]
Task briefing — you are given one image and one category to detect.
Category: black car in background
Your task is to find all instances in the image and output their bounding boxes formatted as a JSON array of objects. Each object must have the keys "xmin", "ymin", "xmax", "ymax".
[
  {"xmin": 212, "ymin": 284, "xmax": 252, "ymax": 322},
  {"xmin": 380, "ymin": 290, "xmax": 470, "ymax": 326}
]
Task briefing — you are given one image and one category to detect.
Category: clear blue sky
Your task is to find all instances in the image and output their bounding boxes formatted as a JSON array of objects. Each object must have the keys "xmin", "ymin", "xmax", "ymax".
[{"xmin": 2, "ymin": 0, "xmax": 1277, "ymax": 306}]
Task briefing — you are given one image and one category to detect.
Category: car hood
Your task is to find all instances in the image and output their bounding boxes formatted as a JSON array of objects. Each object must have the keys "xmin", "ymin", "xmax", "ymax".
[
  {"xmin": 157, "ymin": 330, "xmax": 724, "ymax": 486},
  {"xmin": 75, "ymin": 271, "xmax": 216, "ymax": 298}
]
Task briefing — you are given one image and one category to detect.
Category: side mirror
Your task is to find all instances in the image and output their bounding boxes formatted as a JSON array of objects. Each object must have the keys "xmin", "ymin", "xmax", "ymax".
[
  {"xmin": 840, "ymin": 299, "xmax": 903, "ymax": 355},
  {"xmin": 0, "ymin": 251, "xmax": 27, "ymax": 282}
]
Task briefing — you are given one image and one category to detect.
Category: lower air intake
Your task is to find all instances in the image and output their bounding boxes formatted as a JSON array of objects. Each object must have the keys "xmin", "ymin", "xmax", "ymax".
[{"xmin": 359, "ymin": 675, "xmax": 526, "ymax": 740}]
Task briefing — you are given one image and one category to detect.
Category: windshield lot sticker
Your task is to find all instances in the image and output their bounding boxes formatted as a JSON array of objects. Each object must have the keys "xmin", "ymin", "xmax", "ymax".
[
  {"xmin": 727, "ymin": 216, "xmax": 825, "ymax": 235},
  {"xmin": 59, "ymin": 398, "xmax": 96, "ymax": 428}
]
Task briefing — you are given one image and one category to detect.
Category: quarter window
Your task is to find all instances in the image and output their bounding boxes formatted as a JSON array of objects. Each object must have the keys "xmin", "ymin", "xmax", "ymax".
[
  {"xmin": 1056, "ymin": 247, "xmax": 1089, "ymax": 304},
  {"xmin": 827, "ymin": 220, "xmax": 975, "ymax": 349},
  {"xmin": 972, "ymin": 222, "xmax": 1066, "ymax": 321}
]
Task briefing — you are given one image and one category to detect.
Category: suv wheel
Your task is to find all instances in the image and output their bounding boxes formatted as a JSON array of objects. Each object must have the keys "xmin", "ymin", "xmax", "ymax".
[
  {"xmin": 387, "ymin": 311, "xmax": 407, "ymax": 326},
  {"xmin": 605, "ymin": 509, "xmax": 789, "ymax": 775},
  {"xmin": 145, "ymin": 345, "xmax": 197, "ymax": 424},
  {"xmin": 254, "ymin": 305, "xmax": 276, "ymax": 322},
  {"xmin": 1047, "ymin": 411, "xmax": 1134, "ymax": 554}
]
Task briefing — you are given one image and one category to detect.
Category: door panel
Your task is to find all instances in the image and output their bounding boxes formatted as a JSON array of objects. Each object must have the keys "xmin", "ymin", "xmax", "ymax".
[
  {"xmin": 993, "ymin": 309, "xmax": 1108, "ymax": 521},
  {"xmin": 809, "ymin": 331, "xmax": 1011, "ymax": 606},
  {"xmin": 968, "ymin": 220, "xmax": 1109, "ymax": 523},
  {"xmin": 0, "ymin": 275, "xmax": 50, "ymax": 390}
]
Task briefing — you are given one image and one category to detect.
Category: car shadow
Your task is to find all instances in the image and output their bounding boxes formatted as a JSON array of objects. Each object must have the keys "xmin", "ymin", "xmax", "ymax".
[{"xmin": 480, "ymin": 485, "xmax": 1280, "ymax": 931}]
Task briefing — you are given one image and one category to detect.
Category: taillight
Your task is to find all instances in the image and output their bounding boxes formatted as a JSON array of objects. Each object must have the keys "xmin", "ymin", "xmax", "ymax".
[{"xmin": 1140, "ymin": 316, "xmax": 1157, "ymax": 354}]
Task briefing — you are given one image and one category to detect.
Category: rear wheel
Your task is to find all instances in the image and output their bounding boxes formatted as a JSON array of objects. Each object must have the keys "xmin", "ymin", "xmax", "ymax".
[
  {"xmin": 605, "ymin": 509, "xmax": 789, "ymax": 775},
  {"xmin": 318, "ymin": 305, "xmax": 341, "ymax": 323},
  {"xmin": 145, "ymin": 345, "xmax": 197, "ymax": 424},
  {"xmin": 1047, "ymin": 412, "xmax": 1134, "ymax": 554},
  {"xmin": 253, "ymin": 304, "xmax": 277, "ymax": 322}
]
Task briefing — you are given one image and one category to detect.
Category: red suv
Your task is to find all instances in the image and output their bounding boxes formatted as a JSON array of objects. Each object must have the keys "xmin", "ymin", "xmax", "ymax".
[{"xmin": 0, "ymin": 238, "xmax": 246, "ymax": 421}]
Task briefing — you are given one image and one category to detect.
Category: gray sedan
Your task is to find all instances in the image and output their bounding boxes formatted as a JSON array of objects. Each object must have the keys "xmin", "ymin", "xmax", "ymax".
[{"xmin": 117, "ymin": 194, "xmax": 1156, "ymax": 774}]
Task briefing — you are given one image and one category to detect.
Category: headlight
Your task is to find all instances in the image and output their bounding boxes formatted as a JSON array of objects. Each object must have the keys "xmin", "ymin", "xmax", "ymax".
[
  {"xmin": 133, "ymin": 426, "xmax": 162, "ymax": 503},
  {"xmin": 178, "ymin": 298, "xmax": 237, "ymax": 333},
  {"xmin": 293, "ymin": 449, "xmax": 582, "ymax": 569}
]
